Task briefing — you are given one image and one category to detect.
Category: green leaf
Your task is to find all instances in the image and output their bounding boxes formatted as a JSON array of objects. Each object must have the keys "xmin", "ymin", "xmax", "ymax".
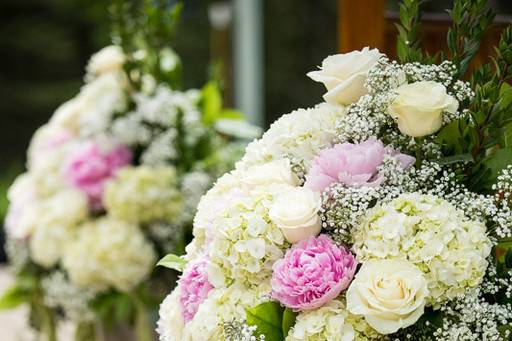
[
  {"xmin": 246, "ymin": 302, "xmax": 284, "ymax": 341},
  {"xmin": 281, "ymin": 308, "xmax": 297, "ymax": 338},
  {"xmin": 478, "ymin": 147, "xmax": 512, "ymax": 191},
  {"xmin": 219, "ymin": 109, "xmax": 244, "ymax": 120},
  {"xmin": 0, "ymin": 275, "xmax": 37, "ymax": 310},
  {"xmin": 499, "ymin": 82, "xmax": 512, "ymax": 109},
  {"xmin": 0, "ymin": 285, "xmax": 31, "ymax": 309},
  {"xmin": 435, "ymin": 153, "xmax": 474, "ymax": 165},
  {"xmin": 156, "ymin": 253, "xmax": 187, "ymax": 272},
  {"xmin": 201, "ymin": 81, "xmax": 223, "ymax": 125}
]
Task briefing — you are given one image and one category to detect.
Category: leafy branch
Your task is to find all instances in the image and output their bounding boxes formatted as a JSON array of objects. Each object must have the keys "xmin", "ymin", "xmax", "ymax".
[
  {"xmin": 447, "ymin": 0, "xmax": 495, "ymax": 78},
  {"xmin": 438, "ymin": 26, "xmax": 512, "ymax": 192},
  {"xmin": 110, "ymin": 0, "xmax": 183, "ymax": 90},
  {"xmin": 395, "ymin": 0, "xmax": 425, "ymax": 63}
]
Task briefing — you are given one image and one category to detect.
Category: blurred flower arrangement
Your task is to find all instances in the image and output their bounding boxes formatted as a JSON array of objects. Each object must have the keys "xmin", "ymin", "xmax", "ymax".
[
  {"xmin": 156, "ymin": 1, "xmax": 512, "ymax": 340},
  {"xmin": 0, "ymin": 1, "xmax": 259, "ymax": 340}
]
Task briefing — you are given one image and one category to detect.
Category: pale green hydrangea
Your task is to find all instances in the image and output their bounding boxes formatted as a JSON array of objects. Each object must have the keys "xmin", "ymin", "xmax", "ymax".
[
  {"xmin": 287, "ymin": 299, "xmax": 363, "ymax": 341},
  {"xmin": 207, "ymin": 192, "xmax": 288, "ymax": 288},
  {"xmin": 62, "ymin": 217, "xmax": 156, "ymax": 292},
  {"xmin": 353, "ymin": 193, "xmax": 492, "ymax": 304},
  {"xmin": 104, "ymin": 165, "xmax": 182, "ymax": 224},
  {"xmin": 185, "ymin": 283, "xmax": 270, "ymax": 340},
  {"xmin": 28, "ymin": 189, "xmax": 88, "ymax": 268}
]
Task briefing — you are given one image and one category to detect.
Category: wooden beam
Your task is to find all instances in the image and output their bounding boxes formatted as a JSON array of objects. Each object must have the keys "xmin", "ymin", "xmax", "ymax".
[{"xmin": 337, "ymin": 0, "xmax": 386, "ymax": 53}]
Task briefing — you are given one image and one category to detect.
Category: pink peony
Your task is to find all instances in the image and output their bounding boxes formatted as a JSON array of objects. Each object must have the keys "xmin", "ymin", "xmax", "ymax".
[
  {"xmin": 304, "ymin": 138, "xmax": 415, "ymax": 192},
  {"xmin": 64, "ymin": 141, "xmax": 132, "ymax": 209},
  {"xmin": 179, "ymin": 256, "xmax": 214, "ymax": 323},
  {"xmin": 271, "ymin": 235, "xmax": 356, "ymax": 310}
]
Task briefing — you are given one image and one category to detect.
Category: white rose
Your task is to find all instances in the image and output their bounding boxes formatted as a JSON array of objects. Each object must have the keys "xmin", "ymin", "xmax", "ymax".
[
  {"xmin": 241, "ymin": 159, "xmax": 299, "ymax": 189},
  {"xmin": 269, "ymin": 187, "xmax": 321, "ymax": 243},
  {"xmin": 388, "ymin": 81, "xmax": 459, "ymax": 137},
  {"xmin": 86, "ymin": 45, "xmax": 125, "ymax": 78},
  {"xmin": 346, "ymin": 259, "xmax": 428, "ymax": 335},
  {"xmin": 307, "ymin": 47, "xmax": 382, "ymax": 105}
]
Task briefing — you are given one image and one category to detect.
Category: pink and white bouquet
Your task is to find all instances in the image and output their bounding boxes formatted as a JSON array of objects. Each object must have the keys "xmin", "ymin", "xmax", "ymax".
[
  {"xmin": 157, "ymin": 2, "xmax": 512, "ymax": 339},
  {"xmin": 1, "ymin": 13, "xmax": 258, "ymax": 338}
]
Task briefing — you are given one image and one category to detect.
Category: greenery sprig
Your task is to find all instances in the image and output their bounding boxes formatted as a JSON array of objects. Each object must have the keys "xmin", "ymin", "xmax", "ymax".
[{"xmin": 447, "ymin": 0, "xmax": 495, "ymax": 78}]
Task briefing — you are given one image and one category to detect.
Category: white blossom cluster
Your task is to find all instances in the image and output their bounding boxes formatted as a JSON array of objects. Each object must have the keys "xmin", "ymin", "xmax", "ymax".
[
  {"xmin": 111, "ymin": 86, "xmax": 204, "ymax": 166},
  {"xmin": 41, "ymin": 271, "xmax": 96, "ymax": 322},
  {"xmin": 223, "ymin": 320, "xmax": 265, "ymax": 341}
]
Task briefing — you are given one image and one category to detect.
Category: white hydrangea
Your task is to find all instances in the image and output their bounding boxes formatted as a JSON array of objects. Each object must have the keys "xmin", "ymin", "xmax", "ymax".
[
  {"xmin": 51, "ymin": 72, "xmax": 127, "ymax": 136},
  {"xmin": 353, "ymin": 193, "xmax": 492, "ymax": 304},
  {"xmin": 185, "ymin": 283, "xmax": 269, "ymax": 340},
  {"xmin": 238, "ymin": 102, "xmax": 346, "ymax": 169},
  {"xmin": 193, "ymin": 161, "xmax": 298, "ymax": 288},
  {"xmin": 157, "ymin": 287, "xmax": 185, "ymax": 341},
  {"xmin": 28, "ymin": 189, "xmax": 89, "ymax": 267},
  {"xmin": 286, "ymin": 299, "xmax": 355, "ymax": 341},
  {"xmin": 62, "ymin": 217, "xmax": 156, "ymax": 292}
]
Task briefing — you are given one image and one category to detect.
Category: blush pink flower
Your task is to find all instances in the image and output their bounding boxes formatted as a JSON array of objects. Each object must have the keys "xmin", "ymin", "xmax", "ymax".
[
  {"xmin": 271, "ymin": 235, "xmax": 356, "ymax": 310},
  {"xmin": 179, "ymin": 256, "xmax": 214, "ymax": 323},
  {"xmin": 64, "ymin": 141, "xmax": 132, "ymax": 209},
  {"xmin": 304, "ymin": 138, "xmax": 415, "ymax": 192}
]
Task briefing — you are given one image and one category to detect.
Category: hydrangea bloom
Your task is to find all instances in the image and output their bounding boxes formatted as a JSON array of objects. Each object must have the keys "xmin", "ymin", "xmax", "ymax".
[
  {"xmin": 157, "ymin": 288, "xmax": 185, "ymax": 341},
  {"xmin": 104, "ymin": 165, "xmax": 182, "ymax": 224},
  {"xmin": 286, "ymin": 299, "xmax": 356, "ymax": 341},
  {"xmin": 62, "ymin": 217, "xmax": 156, "ymax": 292},
  {"xmin": 179, "ymin": 257, "xmax": 214, "ymax": 322},
  {"xmin": 239, "ymin": 103, "xmax": 346, "ymax": 169},
  {"xmin": 304, "ymin": 138, "xmax": 414, "ymax": 192},
  {"xmin": 353, "ymin": 193, "xmax": 492, "ymax": 304},
  {"xmin": 64, "ymin": 141, "xmax": 132, "ymax": 208},
  {"xmin": 271, "ymin": 235, "xmax": 356, "ymax": 310},
  {"xmin": 184, "ymin": 283, "xmax": 269, "ymax": 340},
  {"xmin": 28, "ymin": 189, "xmax": 89, "ymax": 268}
]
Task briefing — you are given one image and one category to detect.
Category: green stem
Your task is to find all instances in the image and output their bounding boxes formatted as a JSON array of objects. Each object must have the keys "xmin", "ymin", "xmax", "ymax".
[
  {"xmin": 75, "ymin": 321, "xmax": 97, "ymax": 341},
  {"xmin": 414, "ymin": 137, "xmax": 424, "ymax": 168},
  {"xmin": 39, "ymin": 304, "xmax": 57, "ymax": 341},
  {"xmin": 132, "ymin": 293, "xmax": 153, "ymax": 341}
]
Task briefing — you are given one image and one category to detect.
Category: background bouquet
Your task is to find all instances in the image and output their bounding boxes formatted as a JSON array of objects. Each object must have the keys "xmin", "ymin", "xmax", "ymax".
[
  {"xmin": 157, "ymin": 1, "xmax": 512, "ymax": 340},
  {"xmin": 0, "ymin": 2, "xmax": 258, "ymax": 340}
]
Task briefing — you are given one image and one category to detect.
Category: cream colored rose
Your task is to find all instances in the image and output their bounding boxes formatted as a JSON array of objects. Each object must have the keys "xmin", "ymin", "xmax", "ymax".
[
  {"xmin": 86, "ymin": 45, "xmax": 125, "ymax": 78},
  {"xmin": 346, "ymin": 259, "xmax": 428, "ymax": 335},
  {"xmin": 307, "ymin": 47, "xmax": 382, "ymax": 105},
  {"xmin": 269, "ymin": 187, "xmax": 321, "ymax": 243},
  {"xmin": 389, "ymin": 81, "xmax": 458, "ymax": 137}
]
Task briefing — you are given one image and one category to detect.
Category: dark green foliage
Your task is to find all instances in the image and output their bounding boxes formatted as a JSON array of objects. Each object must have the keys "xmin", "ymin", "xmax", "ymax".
[
  {"xmin": 439, "ymin": 27, "xmax": 512, "ymax": 192},
  {"xmin": 396, "ymin": 0, "xmax": 426, "ymax": 63},
  {"xmin": 447, "ymin": 0, "xmax": 495, "ymax": 78}
]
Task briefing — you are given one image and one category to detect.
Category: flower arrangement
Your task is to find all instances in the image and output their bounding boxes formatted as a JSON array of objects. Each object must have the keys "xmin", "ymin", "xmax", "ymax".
[
  {"xmin": 157, "ymin": 1, "xmax": 512, "ymax": 340},
  {"xmin": 1, "ymin": 2, "xmax": 258, "ymax": 339}
]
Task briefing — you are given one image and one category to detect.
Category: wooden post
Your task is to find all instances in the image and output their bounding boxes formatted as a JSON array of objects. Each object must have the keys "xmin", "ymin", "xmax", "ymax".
[{"xmin": 337, "ymin": 0, "xmax": 386, "ymax": 53}]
